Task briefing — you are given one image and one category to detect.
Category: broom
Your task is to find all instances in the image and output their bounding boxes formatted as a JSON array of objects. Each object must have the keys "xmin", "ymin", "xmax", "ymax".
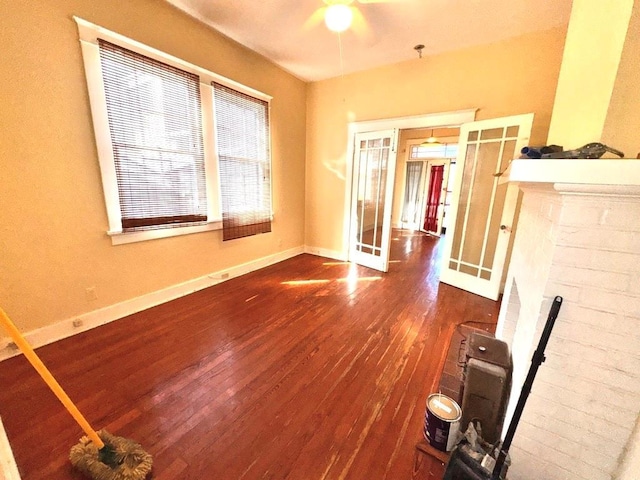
[{"xmin": 0, "ymin": 307, "xmax": 152, "ymax": 480}]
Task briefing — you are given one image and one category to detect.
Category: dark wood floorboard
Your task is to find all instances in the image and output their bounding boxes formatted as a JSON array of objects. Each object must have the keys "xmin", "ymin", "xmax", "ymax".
[{"xmin": 0, "ymin": 230, "xmax": 500, "ymax": 479}]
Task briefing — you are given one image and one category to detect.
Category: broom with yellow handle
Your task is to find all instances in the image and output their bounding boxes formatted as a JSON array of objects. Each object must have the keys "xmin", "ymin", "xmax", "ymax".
[{"xmin": 0, "ymin": 307, "xmax": 152, "ymax": 480}]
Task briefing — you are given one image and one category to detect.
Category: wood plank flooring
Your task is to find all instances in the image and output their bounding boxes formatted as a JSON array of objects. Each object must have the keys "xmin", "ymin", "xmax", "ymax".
[{"xmin": 0, "ymin": 230, "xmax": 500, "ymax": 479}]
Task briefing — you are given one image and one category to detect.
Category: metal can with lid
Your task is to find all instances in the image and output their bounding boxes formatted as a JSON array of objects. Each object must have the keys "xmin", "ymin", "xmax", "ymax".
[{"xmin": 424, "ymin": 393, "xmax": 462, "ymax": 452}]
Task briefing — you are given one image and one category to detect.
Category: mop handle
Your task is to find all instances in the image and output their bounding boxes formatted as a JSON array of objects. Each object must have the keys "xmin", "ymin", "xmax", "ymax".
[{"xmin": 0, "ymin": 308, "xmax": 104, "ymax": 449}]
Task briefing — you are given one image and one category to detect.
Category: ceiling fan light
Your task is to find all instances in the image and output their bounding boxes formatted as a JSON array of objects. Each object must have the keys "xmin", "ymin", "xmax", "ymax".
[{"xmin": 325, "ymin": 4, "xmax": 353, "ymax": 33}]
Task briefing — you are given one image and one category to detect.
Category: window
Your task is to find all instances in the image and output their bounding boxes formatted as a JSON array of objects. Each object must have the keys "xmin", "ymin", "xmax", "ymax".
[
  {"xmin": 409, "ymin": 143, "xmax": 459, "ymax": 160},
  {"xmin": 98, "ymin": 40, "xmax": 207, "ymax": 231},
  {"xmin": 75, "ymin": 17, "xmax": 272, "ymax": 245},
  {"xmin": 213, "ymin": 83, "xmax": 272, "ymax": 241},
  {"xmin": 356, "ymin": 137, "xmax": 391, "ymax": 205}
]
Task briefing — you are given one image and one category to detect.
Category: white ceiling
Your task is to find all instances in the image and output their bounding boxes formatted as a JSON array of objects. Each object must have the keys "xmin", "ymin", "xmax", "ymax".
[{"xmin": 165, "ymin": 0, "xmax": 573, "ymax": 82}]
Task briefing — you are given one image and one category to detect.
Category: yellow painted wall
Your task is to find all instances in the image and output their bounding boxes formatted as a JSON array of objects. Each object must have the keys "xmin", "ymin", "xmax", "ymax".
[
  {"xmin": 547, "ymin": 0, "xmax": 634, "ymax": 149},
  {"xmin": 602, "ymin": 1, "xmax": 640, "ymax": 158},
  {"xmin": 305, "ymin": 27, "xmax": 567, "ymax": 254},
  {"xmin": 0, "ymin": 0, "xmax": 307, "ymax": 332}
]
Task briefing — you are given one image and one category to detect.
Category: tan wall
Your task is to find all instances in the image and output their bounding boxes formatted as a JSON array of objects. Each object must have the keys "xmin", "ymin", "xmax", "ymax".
[
  {"xmin": 0, "ymin": 0, "xmax": 307, "ymax": 332},
  {"xmin": 547, "ymin": 0, "xmax": 634, "ymax": 149},
  {"xmin": 602, "ymin": 0, "xmax": 640, "ymax": 158},
  {"xmin": 305, "ymin": 26, "xmax": 567, "ymax": 254}
]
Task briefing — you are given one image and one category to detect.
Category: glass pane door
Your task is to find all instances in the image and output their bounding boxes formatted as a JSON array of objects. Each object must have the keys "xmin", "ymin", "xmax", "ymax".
[
  {"xmin": 349, "ymin": 130, "xmax": 397, "ymax": 272},
  {"xmin": 401, "ymin": 161, "xmax": 424, "ymax": 229},
  {"xmin": 440, "ymin": 114, "xmax": 533, "ymax": 299}
]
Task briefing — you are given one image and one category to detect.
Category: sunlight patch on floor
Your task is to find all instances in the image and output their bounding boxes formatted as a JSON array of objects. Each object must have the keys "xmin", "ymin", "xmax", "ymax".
[
  {"xmin": 336, "ymin": 277, "xmax": 381, "ymax": 283},
  {"xmin": 281, "ymin": 279, "xmax": 331, "ymax": 286}
]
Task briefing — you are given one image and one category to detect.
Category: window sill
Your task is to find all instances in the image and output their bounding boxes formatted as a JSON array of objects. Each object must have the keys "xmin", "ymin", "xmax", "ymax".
[{"xmin": 108, "ymin": 220, "xmax": 222, "ymax": 245}]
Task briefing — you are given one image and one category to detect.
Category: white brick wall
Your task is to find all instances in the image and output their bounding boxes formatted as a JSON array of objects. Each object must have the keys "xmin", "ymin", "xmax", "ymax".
[{"xmin": 497, "ymin": 187, "xmax": 640, "ymax": 480}]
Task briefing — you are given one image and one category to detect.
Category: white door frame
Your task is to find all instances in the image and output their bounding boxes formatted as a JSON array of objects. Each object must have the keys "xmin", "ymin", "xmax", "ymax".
[{"xmin": 342, "ymin": 109, "xmax": 477, "ymax": 257}]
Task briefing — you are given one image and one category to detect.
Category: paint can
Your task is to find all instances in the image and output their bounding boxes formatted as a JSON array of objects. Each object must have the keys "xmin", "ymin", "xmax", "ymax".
[{"xmin": 424, "ymin": 393, "xmax": 462, "ymax": 452}]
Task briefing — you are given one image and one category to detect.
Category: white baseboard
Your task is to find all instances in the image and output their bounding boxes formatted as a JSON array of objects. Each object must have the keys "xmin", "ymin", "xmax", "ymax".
[
  {"xmin": 0, "ymin": 246, "xmax": 304, "ymax": 362},
  {"xmin": 303, "ymin": 246, "xmax": 348, "ymax": 262}
]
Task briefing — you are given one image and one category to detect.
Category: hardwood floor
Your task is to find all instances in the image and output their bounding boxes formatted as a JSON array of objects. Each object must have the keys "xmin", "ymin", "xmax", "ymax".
[{"xmin": 0, "ymin": 230, "xmax": 500, "ymax": 479}]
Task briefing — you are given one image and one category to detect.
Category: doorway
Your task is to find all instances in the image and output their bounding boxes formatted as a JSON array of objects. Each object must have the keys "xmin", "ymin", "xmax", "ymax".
[
  {"xmin": 423, "ymin": 160, "xmax": 447, "ymax": 236},
  {"xmin": 345, "ymin": 111, "xmax": 533, "ymax": 302},
  {"xmin": 343, "ymin": 110, "xmax": 477, "ymax": 272},
  {"xmin": 399, "ymin": 140, "xmax": 458, "ymax": 237}
]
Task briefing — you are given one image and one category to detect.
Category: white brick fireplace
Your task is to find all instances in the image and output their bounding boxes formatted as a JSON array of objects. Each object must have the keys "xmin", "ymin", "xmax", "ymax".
[{"xmin": 496, "ymin": 159, "xmax": 640, "ymax": 480}]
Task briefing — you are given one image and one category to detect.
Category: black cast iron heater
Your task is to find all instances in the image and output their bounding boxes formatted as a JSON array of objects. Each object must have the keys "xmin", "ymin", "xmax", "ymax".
[{"xmin": 443, "ymin": 296, "xmax": 563, "ymax": 480}]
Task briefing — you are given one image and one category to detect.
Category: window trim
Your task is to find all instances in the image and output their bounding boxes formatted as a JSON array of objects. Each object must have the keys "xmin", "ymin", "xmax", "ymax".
[
  {"xmin": 74, "ymin": 16, "xmax": 273, "ymax": 245},
  {"xmin": 109, "ymin": 221, "xmax": 221, "ymax": 246}
]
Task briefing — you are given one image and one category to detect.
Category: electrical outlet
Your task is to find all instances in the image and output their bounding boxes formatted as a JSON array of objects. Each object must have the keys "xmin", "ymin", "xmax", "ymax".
[
  {"xmin": 85, "ymin": 287, "xmax": 97, "ymax": 301},
  {"xmin": 73, "ymin": 319, "xmax": 83, "ymax": 328},
  {"xmin": 208, "ymin": 272, "xmax": 229, "ymax": 280}
]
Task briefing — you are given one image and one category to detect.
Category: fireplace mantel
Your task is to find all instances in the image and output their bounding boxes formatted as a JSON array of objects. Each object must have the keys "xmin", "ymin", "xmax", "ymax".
[
  {"xmin": 495, "ymin": 159, "xmax": 640, "ymax": 480},
  {"xmin": 501, "ymin": 158, "xmax": 640, "ymax": 192}
]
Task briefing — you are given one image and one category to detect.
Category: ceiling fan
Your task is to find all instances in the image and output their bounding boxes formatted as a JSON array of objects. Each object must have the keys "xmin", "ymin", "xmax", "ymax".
[{"xmin": 306, "ymin": 0, "xmax": 399, "ymax": 34}]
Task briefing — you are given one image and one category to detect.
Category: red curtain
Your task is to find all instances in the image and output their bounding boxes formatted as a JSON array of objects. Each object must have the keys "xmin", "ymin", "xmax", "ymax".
[{"xmin": 424, "ymin": 165, "xmax": 444, "ymax": 233}]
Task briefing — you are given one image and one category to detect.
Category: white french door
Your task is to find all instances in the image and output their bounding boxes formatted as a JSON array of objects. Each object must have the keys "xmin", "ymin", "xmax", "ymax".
[
  {"xmin": 400, "ymin": 161, "xmax": 425, "ymax": 231},
  {"xmin": 440, "ymin": 114, "xmax": 533, "ymax": 300},
  {"xmin": 349, "ymin": 129, "xmax": 398, "ymax": 272}
]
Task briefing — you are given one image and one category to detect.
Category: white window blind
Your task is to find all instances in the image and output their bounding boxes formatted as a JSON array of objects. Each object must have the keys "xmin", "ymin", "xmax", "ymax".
[
  {"xmin": 98, "ymin": 40, "xmax": 208, "ymax": 231},
  {"xmin": 213, "ymin": 82, "xmax": 272, "ymax": 241}
]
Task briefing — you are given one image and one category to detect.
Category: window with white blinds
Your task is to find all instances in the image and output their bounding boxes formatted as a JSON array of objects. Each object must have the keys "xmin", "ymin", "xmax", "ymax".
[
  {"xmin": 98, "ymin": 40, "xmax": 208, "ymax": 231},
  {"xmin": 213, "ymin": 83, "xmax": 272, "ymax": 241},
  {"xmin": 76, "ymin": 18, "xmax": 273, "ymax": 244}
]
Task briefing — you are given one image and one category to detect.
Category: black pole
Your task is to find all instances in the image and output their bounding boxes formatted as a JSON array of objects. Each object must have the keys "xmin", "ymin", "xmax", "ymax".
[{"xmin": 491, "ymin": 296, "xmax": 563, "ymax": 479}]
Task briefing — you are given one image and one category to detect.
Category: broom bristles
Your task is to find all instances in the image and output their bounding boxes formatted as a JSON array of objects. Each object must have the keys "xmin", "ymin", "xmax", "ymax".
[{"xmin": 69, "ymin": 430, "xmax": 152, "ymax": 480}]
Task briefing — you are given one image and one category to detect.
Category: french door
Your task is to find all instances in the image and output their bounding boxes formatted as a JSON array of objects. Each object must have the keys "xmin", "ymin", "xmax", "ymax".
[
  {"xmin": 349, "ymin": 129, "xmax": 398, "ymax": 272},
  {"xmin": 439, "ymin": 114, "xmax": 533, "ymax": 300},
  {"xmin": 401, "ymin": 161, "xmax": 425, "ymax": 231}
]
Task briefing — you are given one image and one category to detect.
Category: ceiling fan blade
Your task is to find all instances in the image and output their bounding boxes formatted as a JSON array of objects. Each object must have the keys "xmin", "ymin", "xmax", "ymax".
[
  {"xmin": 350, "ymin": 8, "xmax": 374, "ymax": 41},
  {"xmin": 303, "ymin": 6, "xmax": 328, "ymax": 31}
]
